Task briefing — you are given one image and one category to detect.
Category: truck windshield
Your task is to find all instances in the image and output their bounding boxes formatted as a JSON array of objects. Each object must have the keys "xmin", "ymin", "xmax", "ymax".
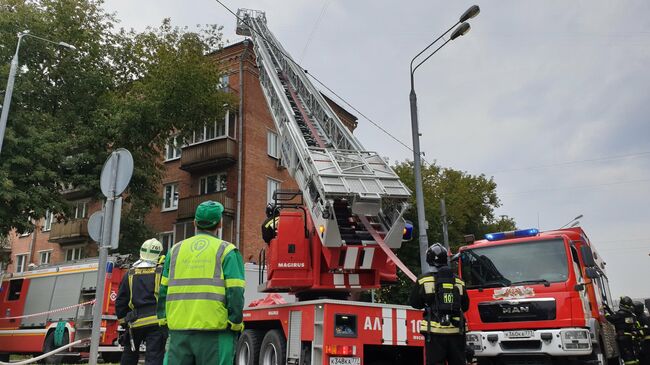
[{"xmin": 460, "ymin": 239, "xmax": 569, "ymax": 289}]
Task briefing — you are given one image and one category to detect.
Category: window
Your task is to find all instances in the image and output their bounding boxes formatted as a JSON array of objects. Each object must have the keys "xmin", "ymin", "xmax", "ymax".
[
  {"xmin": 190, "ymin": 112, "xmax": 229, "ymax": 144},
  {"xmin": 15, "ymin": 254, "xmax": 28, "ymax": 273},
  {"xmin": 43, "ymin": 210, "xmax": 54, "ymax": 232},
  {"xmin": 174, "ymin": 221, "xmax": 195, "ymax": 242},
  {"xmin": 160, "ymin": 232, "xmax": 175, "ymax": 252},
  {"xmin": 267, "ymin": 130, "xmax": 280, "ymax": 159},
  {"xmin": 39, "ymin": 251, "xmax": 52, "ymax": 265},
  {"xmin": 162, "ymin": 184, "xmax": 179, "ymax": 211},
  {"xmin": 8, "ymin": 279, "xmax": 23, "ymax": 301},
  {"xmin": 267, "ymin": 178, "xmax": 281, "ymax": 205},
  {"xmin": 20, "ymin": 218, "xmax": 32, "ymax": 236},
  {"xmin": 218, "ymin": 74, "xmax": 230, "ymax": 90},
  {"xmin": 72, "ymin": 201, "xmax": 88, "ymax": 219},
  {"xmin": 65, "ymin": 247, "xmax": 84, "ymax": 261},
  {"xmin": 199, "ymin": 174, "xmax": 227, "ymax": 195},
  {"xmin": 164, "ymin": 136, "xmax": 181, "ymax": 161}
]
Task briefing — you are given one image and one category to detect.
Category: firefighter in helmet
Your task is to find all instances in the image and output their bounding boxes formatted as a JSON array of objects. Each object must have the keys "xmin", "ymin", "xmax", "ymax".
[
  {"xmin": 261, "ymin": 203, "xmax": 279, "ymax": 244},
  {"xmin": 633, "ymin": 301, "xmax": 650, "ymax": 365},
  {"xmin": 606, "ymin": 296, "xmax": 640, "ymax": 365},
  {"xmin": 116, "ymin": 238, "xmax": 168, "ymax": 365},
  {"xmin": 410, "ymin": 243, "xmax": 469, "ymax": 365}
]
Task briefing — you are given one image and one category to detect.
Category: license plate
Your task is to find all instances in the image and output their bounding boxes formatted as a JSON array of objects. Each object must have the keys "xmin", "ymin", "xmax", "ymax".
[
  {"xmin": 504, "ymin": 330, "xmax": 534, "ymax": 338},
  {"xmin": 329, "ymin": 357, "xmax": 361, "ymax": 365}
]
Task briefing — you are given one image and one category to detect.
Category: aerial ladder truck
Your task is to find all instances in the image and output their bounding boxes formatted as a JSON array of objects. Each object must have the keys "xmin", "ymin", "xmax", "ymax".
[{"xmin": 234, "ymin": 9, "xmax": 426, "ymax": 365}]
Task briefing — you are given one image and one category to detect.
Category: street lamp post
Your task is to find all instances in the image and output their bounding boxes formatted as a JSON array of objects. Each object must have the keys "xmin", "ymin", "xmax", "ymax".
[
  {"xmin": 0, "ymin": 30, "xmax": 76, "ymax": 155},
  {"xmin": 409, "ymin": 6, "xmax": 479, "ymax": 273}
]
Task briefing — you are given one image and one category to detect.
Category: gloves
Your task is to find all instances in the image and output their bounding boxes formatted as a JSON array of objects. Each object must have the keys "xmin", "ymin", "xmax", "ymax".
[
  {"xmin": 118, "ymin": 331, "xmax": 129, "ymax": 347},
  {"xmin": 228, "ymin": 321, "xmax": 244, "ymax": 332}
]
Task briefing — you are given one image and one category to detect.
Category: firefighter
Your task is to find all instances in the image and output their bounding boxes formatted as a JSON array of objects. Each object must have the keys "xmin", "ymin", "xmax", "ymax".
[
  {"xmin": 410, "ymin": 243, "xmax": 469, "ymax": 365},
  {"xmin": 261, "ymin": 204, "xmax": 279, "ymax": 244},
  {"xmin": 606, "ymin": 296, "xmax": 640, "ymax": 365},
  {"xmin": 115, "ymin": 238, "xmax": 168, "ymax": 365},
  {"xmin": 157, "ymin": 200, "xmax": 245, "ymax": 365},
  {"xmin": 633, "ymin": 301, "xmax": 650, "ymax": 365}
]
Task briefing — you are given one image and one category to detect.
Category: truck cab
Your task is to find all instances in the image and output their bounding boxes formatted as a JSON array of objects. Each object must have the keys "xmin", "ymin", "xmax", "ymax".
[{"xmin": 458, "ymin": 227, "xmax": 618, "ymax": 365}]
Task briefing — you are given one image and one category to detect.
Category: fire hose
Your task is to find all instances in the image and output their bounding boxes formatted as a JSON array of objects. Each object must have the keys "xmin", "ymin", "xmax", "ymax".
[{"xmin": 0, "ymin": 338, "xmax": 90, "ymax": 365}]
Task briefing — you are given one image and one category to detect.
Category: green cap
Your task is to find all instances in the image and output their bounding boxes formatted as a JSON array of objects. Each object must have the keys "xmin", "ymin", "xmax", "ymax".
[{"xmin": 195, "ymin": 200, "xmax": 224, "ymax": 229}]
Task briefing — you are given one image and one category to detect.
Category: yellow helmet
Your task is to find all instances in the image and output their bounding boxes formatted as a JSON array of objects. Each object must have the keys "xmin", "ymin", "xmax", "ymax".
[{"xmin": 140, "ymin": 238, "xmax": 163, "ymax": 262}]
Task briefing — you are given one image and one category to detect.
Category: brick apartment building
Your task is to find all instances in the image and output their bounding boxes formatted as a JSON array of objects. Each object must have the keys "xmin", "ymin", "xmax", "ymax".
[{"xmin": 2, "ymin": 40, "xmax": 357, "ymax": 273}]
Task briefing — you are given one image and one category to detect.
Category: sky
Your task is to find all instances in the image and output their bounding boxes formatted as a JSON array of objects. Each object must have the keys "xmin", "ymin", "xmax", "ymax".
[{"xmin": 103, "ymin": 0, "xmax": 650, "ymax": 298}]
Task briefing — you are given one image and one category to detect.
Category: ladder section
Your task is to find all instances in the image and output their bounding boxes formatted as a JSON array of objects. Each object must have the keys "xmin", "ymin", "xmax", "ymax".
[{"xmin": 236, "ymin": 9, "xmax": 411, "ymax": 249}]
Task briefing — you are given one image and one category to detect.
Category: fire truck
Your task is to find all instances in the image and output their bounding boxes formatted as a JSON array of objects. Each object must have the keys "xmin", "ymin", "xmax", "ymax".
[
  {"xmin": 234, "ymin": 9, "xmax": 425, "ymax": 365},
  {"xmin": 457, "ymin": 227, "xmax": 619, "ymax": 365},
  {"xmin": 0, "ymin": 258, "xmax": 126, "ymax": 363}
]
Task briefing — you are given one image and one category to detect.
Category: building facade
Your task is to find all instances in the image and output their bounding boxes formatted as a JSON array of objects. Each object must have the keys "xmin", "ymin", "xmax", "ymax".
[{"xmin": 2, "ymin": 41, "xmax": 357, "ymax": 273}]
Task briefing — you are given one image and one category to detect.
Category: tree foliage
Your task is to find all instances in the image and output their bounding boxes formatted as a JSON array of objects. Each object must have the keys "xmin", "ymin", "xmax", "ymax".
[
  {"xmin": 0, "ymin": 0, "xmax": 234, "ymax": 255},
  {"xmin": 375, "ymin": 161, "xmax": 516, "ymax": 304}
]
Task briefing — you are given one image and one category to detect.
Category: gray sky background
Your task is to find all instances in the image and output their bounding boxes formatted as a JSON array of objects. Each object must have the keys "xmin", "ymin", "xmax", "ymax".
[{"xmin": 104, "ymin": 0, "xmax": 650, "ymax": 299}]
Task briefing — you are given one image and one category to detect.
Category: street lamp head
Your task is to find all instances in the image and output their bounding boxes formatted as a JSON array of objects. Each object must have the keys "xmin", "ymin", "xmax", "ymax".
[
  {"xmin": 450, "ymin": 22, "xmax": 471, "ymax": 41},
  {"xmin": 459, "ymin": 5, "xmax": 481, "ymax": 22},
  {"xmin": 58, "ymin": 42, "xmax": 76, "ymax": 50}
]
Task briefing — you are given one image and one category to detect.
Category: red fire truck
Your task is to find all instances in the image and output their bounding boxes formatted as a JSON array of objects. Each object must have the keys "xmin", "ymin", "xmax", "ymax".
[
  {"xmin": 458, "ymin": 227, "xmax": 619, "ymax": 365},
  {"xmin": 0, "ymin": 258, "xmax": 125, "ymax": 363},
  {"xmin": 234, "ymin": 8, "xmax": 426, "ymax": 365}
]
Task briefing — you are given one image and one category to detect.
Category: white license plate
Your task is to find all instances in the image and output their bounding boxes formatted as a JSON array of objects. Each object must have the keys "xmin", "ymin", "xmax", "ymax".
[
  {"xmin": 329, "ymin": 357, "xmax": 361, "ymax": 365},
  {"xmin": 504, "ymin": 330, "xmax": 534, "ymax": 338}
]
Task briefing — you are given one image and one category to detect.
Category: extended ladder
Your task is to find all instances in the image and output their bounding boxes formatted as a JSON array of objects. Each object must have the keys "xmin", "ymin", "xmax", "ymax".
[{"xmin": 236, "ymin": 10, "xmax": 412, "ymax": 256}]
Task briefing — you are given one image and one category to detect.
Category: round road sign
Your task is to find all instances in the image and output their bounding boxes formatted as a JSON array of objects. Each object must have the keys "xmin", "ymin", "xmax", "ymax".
[{"xmin": 100, "ymin": 148, "xmax": 134, "ymax": 197}]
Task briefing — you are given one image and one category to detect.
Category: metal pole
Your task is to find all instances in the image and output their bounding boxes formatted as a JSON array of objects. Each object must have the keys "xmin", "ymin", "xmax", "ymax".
[
  {"xmin": 409, "ymin": 73, "xmax": 430, "ymax": 274},
  {"xmin": 440, "ymin": 198, "xmax": 450, "ymax": 264},
  {"xmin": 0, "ymin": 34, "xmax": 24, "ymax": 155},
  {"xmin": 89, "ymin": 155, "xmax": 118, "ymax": 364}
]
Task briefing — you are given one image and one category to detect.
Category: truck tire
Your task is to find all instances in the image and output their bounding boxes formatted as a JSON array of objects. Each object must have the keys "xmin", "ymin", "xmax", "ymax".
[
  {"xmin": 237, "ymin": 329, "xmax": 263, "ymax": 365},
  {"xmin": 259, "ymin": 329, "xmax": 287, "ymax": 365},
  {"xmin": 0, "ymin": 354, "xmax": 9, "ymax": 362},
  {"xmin": 42, "ymin": 330, "xmax": 78, "ymax": 364}
]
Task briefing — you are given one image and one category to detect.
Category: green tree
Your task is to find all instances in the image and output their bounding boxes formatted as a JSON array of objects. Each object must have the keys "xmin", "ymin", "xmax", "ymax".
[
  {"xmin": 376, "ymin": 161, "xmax": 516, "ymax": 304},
  {"xmin": 0, "ymin": 0, "xmax": 234, "ymax": 256}
]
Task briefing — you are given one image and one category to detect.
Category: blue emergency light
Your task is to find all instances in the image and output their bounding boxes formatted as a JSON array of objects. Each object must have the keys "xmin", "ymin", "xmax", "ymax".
[
  {"xmin": 402, "ymin": 221, "xmax": 414, "ymax": 242},
  {"xmin": 485, "ymin": 228, "xmax": 539, "ymax": 241}
]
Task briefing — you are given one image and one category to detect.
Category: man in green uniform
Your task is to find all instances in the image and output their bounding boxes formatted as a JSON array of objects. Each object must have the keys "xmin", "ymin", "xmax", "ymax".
[{"xmin": 157, "ymin": 200, "xmax": 245, "ymax": 365}]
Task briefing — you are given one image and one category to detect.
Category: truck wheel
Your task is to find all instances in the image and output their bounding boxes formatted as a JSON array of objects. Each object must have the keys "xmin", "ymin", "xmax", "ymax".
[
  {"xmin": 237, "ymin": 329, "xmax": 263, "ymax": 365},
  {"xmin": 42, "ymin": 330, "xmax": 67, "ymax": 364},
  {"xmin": 0, "ymin": 354, "xmax": 9, "ymax": 362},
  {"xmin": 259, "ymin": 329, "xmax": 287, "ymax": 365}
]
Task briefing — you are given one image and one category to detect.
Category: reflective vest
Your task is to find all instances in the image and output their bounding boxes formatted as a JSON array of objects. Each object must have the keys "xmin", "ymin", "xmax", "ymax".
[
  {"xmin": 164, "ymin": 234, "xmax": 236, "ymax": 330},
  {"xmin": 417, "ymin": 274, "xmax": 465, "ymax": 334},
  {"xmin": 127, "ymin": 265, "xmax": 163, "ymax": 328}
]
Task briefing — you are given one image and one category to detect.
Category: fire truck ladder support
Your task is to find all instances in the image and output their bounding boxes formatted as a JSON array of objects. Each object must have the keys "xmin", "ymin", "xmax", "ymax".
[{"xmin": 236, "ymin": 9, "xmax": 415, "ymax": 281}]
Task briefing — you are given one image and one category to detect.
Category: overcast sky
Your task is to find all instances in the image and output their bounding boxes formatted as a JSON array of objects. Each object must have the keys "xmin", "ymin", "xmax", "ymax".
[{"xmin": 104, "ymin": 0, "xmax": 650, "ymax": 299}]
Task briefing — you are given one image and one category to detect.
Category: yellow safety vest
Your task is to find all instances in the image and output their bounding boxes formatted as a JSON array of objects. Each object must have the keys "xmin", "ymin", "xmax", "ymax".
[{"xmin": 164, "ymin": 234, "xmax": 236, "ymax": 330}]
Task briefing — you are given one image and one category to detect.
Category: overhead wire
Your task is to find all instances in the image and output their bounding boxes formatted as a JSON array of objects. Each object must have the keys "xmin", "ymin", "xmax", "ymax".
[{"xmin": 299, "ymin": 0, "xmax": 330, "ymax": 63}]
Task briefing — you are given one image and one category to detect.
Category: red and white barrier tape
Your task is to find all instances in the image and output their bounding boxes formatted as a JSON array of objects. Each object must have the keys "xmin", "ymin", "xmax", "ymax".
[{"xmin": 2, "ymin": 299, "xmax": 96, "ymax": 320}]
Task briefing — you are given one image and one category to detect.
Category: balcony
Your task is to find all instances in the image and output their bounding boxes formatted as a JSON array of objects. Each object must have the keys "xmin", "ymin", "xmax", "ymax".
[
  {"xmin": 48, "ymin": 218, "xmax": 90, "ymax": 244},
  {"xmin": 177, "ymin": 192, "xmax": 236, "ymax": 220},
  {"xmin": 59, "ymin": 183, "xmax": 93, "ymax": 200},
  {"xmin": 180, "ymin": 138, "xmax": 237, "ymax": 172}
]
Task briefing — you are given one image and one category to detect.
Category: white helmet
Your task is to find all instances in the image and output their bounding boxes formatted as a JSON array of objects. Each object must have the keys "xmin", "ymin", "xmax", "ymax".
[{"xmin": 140, "ymin": 238, "xmax": 163, "ymax": 262}]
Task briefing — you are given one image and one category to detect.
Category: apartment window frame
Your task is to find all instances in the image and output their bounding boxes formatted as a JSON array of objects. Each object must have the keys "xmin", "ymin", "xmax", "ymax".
[
  {"xmin": 15, "ymin": 254, "xmax": 28, "ymax": 273},
  {"xmin": 159, "ymin": 231, "xmax": 175, "ymax": 253},
  {"xmin": 42, "ymin": 210, "xmax": 54, "ymax": 232},
  {"xmin": 218, "ymin": 74, "xmax": 230, "ymax": 90},
  {"xmin": 267, "ymin": 130, "xmax": 280, "ymax": 159},
  {"xmin": 164, "ymin": 136, "xmax": 182, "ymax": 161},
  {"xmin": 188, "ymin": 111, "xmax": 230, "ymax": 145},
  {"xmin": 72, "ymin": 200, "xmax": 88, "ymax": 219},
  {"xmin": 65, "ymin": 246, "xmax": 84, "ymax": 262},
  {"xmin": 199, "ymin": 173, "xmax": 227, "ymax": 195},
  {"xmin": 267, "ymin": 178, "xmax": 281, "ymax": 205},
  {"xmin": 162, "ymin": 183, "xmax": 179, "ymax": 211},
  {"xmin": 38, "ymin": 250, "xmax": 52, "ymax": 265}
]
